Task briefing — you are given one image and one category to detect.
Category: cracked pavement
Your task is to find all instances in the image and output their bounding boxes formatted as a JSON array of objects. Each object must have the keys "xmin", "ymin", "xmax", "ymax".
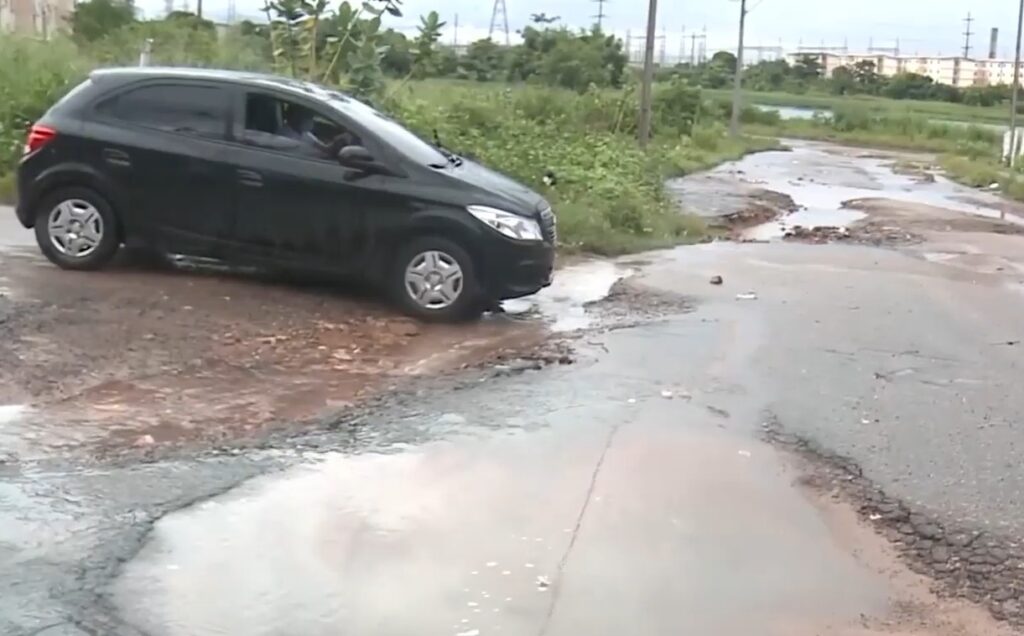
[{"xmin": 4, "ymin": 142, "xmax": 1024, "ymax": 635}]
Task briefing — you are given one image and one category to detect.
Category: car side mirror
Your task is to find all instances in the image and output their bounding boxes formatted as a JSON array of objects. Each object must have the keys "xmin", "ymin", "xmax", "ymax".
[{"xmin": 337, "ymin": 145, "xmax": 382, "ymax": 173}]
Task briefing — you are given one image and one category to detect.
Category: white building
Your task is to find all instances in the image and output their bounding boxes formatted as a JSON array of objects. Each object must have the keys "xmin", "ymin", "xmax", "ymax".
[{"xmin": 787, "ymin": 51, "xmax": 1021, "ymax": 88}]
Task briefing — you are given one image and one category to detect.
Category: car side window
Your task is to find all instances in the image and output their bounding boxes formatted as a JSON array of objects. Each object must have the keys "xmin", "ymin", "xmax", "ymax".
[
  {"xmin": 242, "ymin": 93, "xmax": 362, "ymax": 161},
  {"xmin": 96, "ymin": 84, "xmax": 227, "ymax": 140}
]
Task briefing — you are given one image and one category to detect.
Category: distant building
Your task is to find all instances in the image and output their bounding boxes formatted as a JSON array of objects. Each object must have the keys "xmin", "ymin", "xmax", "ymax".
[
  {"xmin": 0, "ymin": 0, "xmax": 75, "ymax": 37},
  {"xmin": 787, "ymin": 51, "xmax": 1022, "ymax": 88}
]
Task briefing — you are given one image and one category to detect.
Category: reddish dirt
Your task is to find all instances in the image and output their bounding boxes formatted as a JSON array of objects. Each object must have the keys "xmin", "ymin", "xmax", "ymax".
[{"xmin": 0, "ymin": 249, "xmax": 545, "ymax": 455}]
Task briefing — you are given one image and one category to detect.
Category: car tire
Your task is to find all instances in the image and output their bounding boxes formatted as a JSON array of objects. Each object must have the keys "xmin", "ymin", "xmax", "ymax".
[
  {"xmin": 391, "ymin": 236, "xmax": 482, "ymax": 322},
  {"xmin": 34, "ymin": 187, "xmax": 120, "ymax": 271}
]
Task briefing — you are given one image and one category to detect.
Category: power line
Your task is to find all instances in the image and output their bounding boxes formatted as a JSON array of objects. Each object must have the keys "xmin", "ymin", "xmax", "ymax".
[{"xmin": 962, "ymin": 11, "xmax": 974, "ymax": 58}]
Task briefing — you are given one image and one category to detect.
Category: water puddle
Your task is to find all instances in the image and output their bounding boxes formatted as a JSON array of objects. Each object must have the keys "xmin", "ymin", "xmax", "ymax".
[
  {"xmin": 688, "ymin": 141, "xmax": 1024, "ymax": 240},
  {"xmin": 503, "ymin": 260, "xmax": 627, "ymax": 331},
  {"xmin": 0, "ymin": 404, "xmax": 29, "ymax": 425},
  {"xmin": 111, "ymin": 423, "xmax": 891, "ymax": 636}
]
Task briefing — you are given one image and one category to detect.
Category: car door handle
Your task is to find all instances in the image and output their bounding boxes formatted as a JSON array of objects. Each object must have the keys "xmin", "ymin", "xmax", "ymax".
[
  {"xmin": 237, "ymin": 169, "xmax": 263, "ymax": 187},
  {"xmin": 102, "ymin": 148, "xmax": 131, "ymax": 167}
]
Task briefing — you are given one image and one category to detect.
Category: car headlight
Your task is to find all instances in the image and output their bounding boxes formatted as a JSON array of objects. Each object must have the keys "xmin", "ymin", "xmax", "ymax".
[{"xmin": 467, "ymin": 205, "xmax": 544, "ymax": 241}]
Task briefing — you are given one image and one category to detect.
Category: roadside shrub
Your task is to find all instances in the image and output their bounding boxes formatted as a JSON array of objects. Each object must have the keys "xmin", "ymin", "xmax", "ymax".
[
  {"xmin": 0, "ymin": 36, "xmax": 87, "ymax": 175},
  {"xmin": 830, "ymin": 104, "xmax": 872, "ymax": 131},
  {"xmin": 652, "ymin": 79, "xmax": 701, "ymax": 135}
]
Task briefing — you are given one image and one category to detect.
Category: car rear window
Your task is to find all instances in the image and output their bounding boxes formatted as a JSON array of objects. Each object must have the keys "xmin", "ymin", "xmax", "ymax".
[{"xmin": 96, "ymin": 84, "xmax": 228, "ymax": 140}]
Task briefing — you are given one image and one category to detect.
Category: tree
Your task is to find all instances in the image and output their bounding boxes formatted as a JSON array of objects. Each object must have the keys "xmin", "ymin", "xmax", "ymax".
[
  {"xmin": 831, "ymin": 66, "xmax": 855, "ymax": 95},
  {"xmin": 851, "ymin": 59, "xmax": 880, "ymax": 93},
  {"xmin": 743, "ymin": 59, "xmax": 789, "ymax": 91},
  {"xmin": 882, "ymin": 72, "xmax": 933, "ymax": 100},
  {"xmin": 380, "ymin": 29, "xmax": 412, "ymax": 76},
  {"xmin": 709, "ymin": 50, "xmax": 737, "ymax": 75},
  {"xmin": 791, "ymin": 54, "xmax": 823, "ymax": 81},
  {"xmin": 69, "ymin": 0, "xmax": 136, "ymax": 43},
  {"xmin": 461, "ymin": 38, "xmax": 508, "ymax": 81}
]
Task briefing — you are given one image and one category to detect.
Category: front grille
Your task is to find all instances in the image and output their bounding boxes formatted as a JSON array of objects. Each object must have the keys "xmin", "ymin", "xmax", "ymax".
[{"xmin": 539, "ymin": 207, "xmax": 557, "ymax": 244}]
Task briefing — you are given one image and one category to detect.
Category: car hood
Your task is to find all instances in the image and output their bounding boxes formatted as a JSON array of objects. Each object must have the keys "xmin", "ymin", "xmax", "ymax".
[{"xmin": 439, "ymin": 159, "xmax": 546, "ymax": 217}]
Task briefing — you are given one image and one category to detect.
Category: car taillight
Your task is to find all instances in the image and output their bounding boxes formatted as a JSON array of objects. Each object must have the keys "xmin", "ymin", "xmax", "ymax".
[{"xmin": 24, "ymin": 124, "xmax": 57, "ymax": 155}]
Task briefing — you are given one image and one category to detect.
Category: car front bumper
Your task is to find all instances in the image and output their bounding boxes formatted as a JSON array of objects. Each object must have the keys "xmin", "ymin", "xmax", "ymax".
[{"xmin": 479, "ymin": 237, "xmax": 555, "ymax": 301}]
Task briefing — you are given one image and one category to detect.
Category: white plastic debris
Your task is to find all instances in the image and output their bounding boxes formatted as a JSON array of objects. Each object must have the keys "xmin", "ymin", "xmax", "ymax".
[
  {"xmin": 861, "ymin": 418, "xmax": 870, "ymax": 424},
  {"xmin": 467, "ymin": 601, "xmax": 479, "ymax": 607},
  {"xmin": 735, "ymin": 292, "xmax": 758, "ymax": 301},
  {"xmin": 524, "ymin": 563, "xmax": 535, "ymax": 568},
  {"xmin": 627, "ymin": 398, "xmax": 637, "ymax": 404},
  {"xmin": 660, "ymin": 390, "xmax": 674, "ymax": 398},
  {"xmin": 485, "ymin": 561, "xmax": 498, "ymax": 567},
  {"xmin": 456, "ymin": 630, "xmax": 480, "ymax": 636},
  {"xmin": 501, "ymin": 570, "xmax": 511, "ymax": 575},
  {"xmin": 536, "ymin": 575, "xmax": 551, "ymax": 590},
  {"xmin": 737, "ymin": 450, "xmax": 752, "ymax": 458},
  {"xmin": 869, "ymin": 514, "xmax": 882, "ymax": 521}
]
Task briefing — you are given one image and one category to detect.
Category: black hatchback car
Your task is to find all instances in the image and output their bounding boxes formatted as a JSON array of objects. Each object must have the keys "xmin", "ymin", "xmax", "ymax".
[{"xmin": 16, "ymin": 68, "xmax": 556, "ymax": 321}]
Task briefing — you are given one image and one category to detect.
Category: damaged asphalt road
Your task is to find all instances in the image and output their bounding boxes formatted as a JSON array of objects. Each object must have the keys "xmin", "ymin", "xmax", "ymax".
[{"xmin": 4, "ymin": 140, "xmax": 1024, "ymax": 635}]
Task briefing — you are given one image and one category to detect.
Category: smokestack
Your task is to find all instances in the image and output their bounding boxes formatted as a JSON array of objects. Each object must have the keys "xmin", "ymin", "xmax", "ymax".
[{"xmin": 990, "ymin": 27, "xmax": 999, "ymax": 59}]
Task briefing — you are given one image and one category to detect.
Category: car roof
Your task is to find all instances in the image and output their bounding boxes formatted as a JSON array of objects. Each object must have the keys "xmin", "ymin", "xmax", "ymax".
[{"xmin": 88, "ymin": 67, "xmax": 351, "ymax": 102}]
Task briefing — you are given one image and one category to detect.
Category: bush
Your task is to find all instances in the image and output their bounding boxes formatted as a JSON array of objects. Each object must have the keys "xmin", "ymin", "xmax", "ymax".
[
  {"xmin": 0, "ymin": 36, "xmax": 87, "ymax": 174},
  {"xmin": 830, "ymin": 104, "xmax": 872, "ymax": 131}
]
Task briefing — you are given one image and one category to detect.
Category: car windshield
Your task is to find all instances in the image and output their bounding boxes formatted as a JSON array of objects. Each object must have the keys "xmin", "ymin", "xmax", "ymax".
[{"xmin": 261, "ymin": 78, "xmax": 448, "ymax": 166}]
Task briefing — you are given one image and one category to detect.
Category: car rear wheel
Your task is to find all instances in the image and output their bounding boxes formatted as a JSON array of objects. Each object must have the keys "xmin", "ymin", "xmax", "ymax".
[
  {"xmin": 34, "ymin": 188, "xmax": 119, "ymax": 271},
  {"xmin": 391, "ymin": 237, "xmax": 482, "ymax": 322}
]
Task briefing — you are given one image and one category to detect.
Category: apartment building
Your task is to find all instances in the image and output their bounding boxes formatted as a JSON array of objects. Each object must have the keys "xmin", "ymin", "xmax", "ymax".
[
  {"xmin": 0, "ymin": 0, "xmax": 74, "ymax": 37},
  {"xmin": 787, "ymin": 51, "xmax": 1021, "ymax": 88}
]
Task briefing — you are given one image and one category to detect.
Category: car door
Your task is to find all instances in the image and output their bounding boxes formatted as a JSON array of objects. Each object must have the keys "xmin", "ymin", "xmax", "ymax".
[
  {"xmin": 88, "ymin": 80, "xmax": 235, "ymax": 255},
  {"xmin": 224, "ymin": 89, "xmax": 390, "ymax": 271}
]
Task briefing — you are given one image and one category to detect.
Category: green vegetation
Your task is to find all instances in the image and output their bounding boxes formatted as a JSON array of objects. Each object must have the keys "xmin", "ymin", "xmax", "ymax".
[
  {"xmin": 673, "ymin": 53, "xmax": 1021, "ymax": 114},
  {"xmin": 705, "ymin": 89, "xmax": 1011, "ymax": 126},
  {"xmin": 0, "ymin": 3, "xmax": 776, "ymax": 254}
]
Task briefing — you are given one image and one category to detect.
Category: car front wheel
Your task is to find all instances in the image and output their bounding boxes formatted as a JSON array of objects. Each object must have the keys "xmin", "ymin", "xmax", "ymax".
[
  {"xmin": 34, "ymin": 187, "xmax": 120, "ymax": 271},
  {"xmin": 391, "ymin": 237, "xmax": 482, "ymax": 322}
]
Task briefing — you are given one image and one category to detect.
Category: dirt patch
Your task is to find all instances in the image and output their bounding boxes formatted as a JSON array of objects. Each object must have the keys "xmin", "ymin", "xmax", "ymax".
[
  {"xmin": 584, "ymin": 277, "xmax": 695, "ymax": 327},
  {"xmin": 764, "ymin": 416, "xmax": 1024, "ymax": 630},
  {"xmin": 889, "ymin": 160, "xmax": 939, "ymax": 184},
  {"xmin": 712, "ymin": 189, "xmax": 800, "ymax": 234},
  {"xmin": 0, "ymin": 251, "xmax": 545, "ymax": 457},
  {"xmin": 784, "ymin": 223, "xmax": 923, "ymax": 246},
  {"xmin": 845, "ymin": 198, "xmax": 1024, "ymax": 237}
]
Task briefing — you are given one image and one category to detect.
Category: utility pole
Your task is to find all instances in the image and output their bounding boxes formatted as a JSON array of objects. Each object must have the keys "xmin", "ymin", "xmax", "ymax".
[
  {"xmin": 637, "ymin": 0, "xmax": 658, "ymax": 149},
  {"xmin": 659, "ymin": 26, "xmax": 667, "ymax": 65},
  {"xmin": 962, "ymin": 11, "xmax": 974, "ymax": 58},
  {"xmin": 729, "ymin": 0, "xmax": 748, "ymax": 137},
  {"xmin": 592, "ymin": 0, "xmax": 607, "ymax": 30},
  {"xmin": 679, "ymin": 26, "xmax": 686, "ymax": 63},
  {"xmin": 1009, "ymin": 0, "xmax": 1024, "ymax": 166},
  {"xmin": 690, "ymin": 33, "xmax": 697, "ymax": 65},
  {"xmin": 453, "ymin": 13, "xmax": 459, "ymax": 46}
]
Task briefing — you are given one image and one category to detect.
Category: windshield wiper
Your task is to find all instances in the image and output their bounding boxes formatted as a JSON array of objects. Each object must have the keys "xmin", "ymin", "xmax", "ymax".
[{"xmin": 432, "ymin": 129, "xmax": 463, "ymax": 167}]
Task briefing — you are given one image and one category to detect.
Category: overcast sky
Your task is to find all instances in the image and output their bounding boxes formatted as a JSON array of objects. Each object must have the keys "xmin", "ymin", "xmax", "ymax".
[{"xmin": 139, "ymin": 0, "xmax": 1022, "ymax": 61}]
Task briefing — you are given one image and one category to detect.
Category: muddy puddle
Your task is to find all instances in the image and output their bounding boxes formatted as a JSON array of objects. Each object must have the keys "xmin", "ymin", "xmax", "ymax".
[
  {"xmin": 111, "ymin": 421, "xmax": 894, "ymax": 636},
  {"xmin": 502, "ymin": 260, "xmax": 628, "ymax": 331},
  {"xmin": 672, "ymin": 140, "xmax": 1024, "ymax": 242}
]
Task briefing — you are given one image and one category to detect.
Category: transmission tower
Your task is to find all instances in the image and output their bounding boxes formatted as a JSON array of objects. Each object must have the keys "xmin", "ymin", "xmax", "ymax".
[
  {"xmin": 962, "ymin": 11, "xmax": 974, "ymax": 58},
  {"xmin": 164, "ymin": 0, "xmax": 173, "ymax": 16},
  {"xmin": 226, "ymin": 0, "xmax": 236, "ymax": 22},
  {"xmin": 488, "ymin": 0, "xmax": 510, "ymax": 46},
  {"xmin": 592, "ymin": 0, "xmax": 607, "ymax": 30}
]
